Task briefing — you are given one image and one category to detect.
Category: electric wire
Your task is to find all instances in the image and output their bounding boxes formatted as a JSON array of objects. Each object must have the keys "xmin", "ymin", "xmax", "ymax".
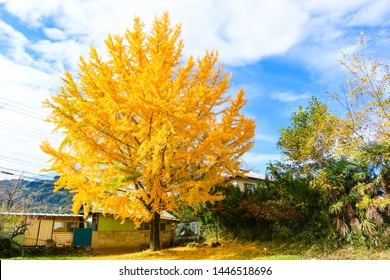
[
  {"xmin": 0, "ymin": 97, "xmax": 48, "ymax": 119},
  {"xmin": 0, "ymin": 97, "xmax": 48, "ymax": 114},
  {"xmin": 0, "ymin": 120, "xmax": 62, "ymax": 144},
  {"xmin": 0, "ymin": 102, "xmax": 47, "ymax": 120},
  {"xmin": 0, "ymin": 166, "xmax": 56, "ymax": 180},
  {"xmin": 0, "ymin": 155, "xmax": 50, "ymax": 169},
  {"xmin": 0, "ymin": 97, "xmax": 64, "ymax": 175}
]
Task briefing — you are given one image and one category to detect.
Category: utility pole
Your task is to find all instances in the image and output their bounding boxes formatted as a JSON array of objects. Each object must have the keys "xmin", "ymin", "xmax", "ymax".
[{"xmin": 0, "ymin": 171, "xmax": 24, "ymax": 211}]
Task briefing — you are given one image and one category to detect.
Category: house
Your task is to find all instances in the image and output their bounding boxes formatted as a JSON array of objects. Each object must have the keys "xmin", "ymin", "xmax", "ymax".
[
  {"xmin": 0, "ymin": 210, "xmax": 179, "ymax": 251},
  {"xmin": 0, "ymin": 170, "xmax": 264, "ymax": 251},
  {"xmin": 227, "ymin": 170, "xmax": 266, "ymax": 192},
  {"xmin": 88, "ymin": 210, "xmax": 178, "ymax": 250},
  {"xmin": 0, "ymin": 212, "xmax": 83, "ymax": 247}
]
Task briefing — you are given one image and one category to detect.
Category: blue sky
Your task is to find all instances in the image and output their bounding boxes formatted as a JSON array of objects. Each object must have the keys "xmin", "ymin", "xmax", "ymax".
[{"xmin": 0, "ymin": 0, "xmax": 389, "ymax": 179}]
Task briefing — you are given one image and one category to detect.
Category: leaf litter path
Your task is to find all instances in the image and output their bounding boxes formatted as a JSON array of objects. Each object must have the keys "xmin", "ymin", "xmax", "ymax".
[
  {"xmin": 85, "ymin": 240, "xmax": 272, "ymax": 260},
  {"xmin": 79, "ymin": 240, "xmax": 390, "ymax": 260}
]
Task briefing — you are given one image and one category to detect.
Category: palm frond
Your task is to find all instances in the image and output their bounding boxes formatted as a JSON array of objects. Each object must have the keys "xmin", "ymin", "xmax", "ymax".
[
  {"xmin": 361, "ymin": 219, "xmax": 377, "ymax": 236},
  {"xmin": 350, "ymin": 217, "xmax": 360, "ymax": 231},
  {"xmin": 333, "ymin": 217, "xmax": 350, "ymax": 237},
  {"xmin": 365, "ymin": 206, "xmax": 384, "ymax": 226},
  {"xmin": 329, "ymin": 201, "xmax": 344, "ymax": 215}
]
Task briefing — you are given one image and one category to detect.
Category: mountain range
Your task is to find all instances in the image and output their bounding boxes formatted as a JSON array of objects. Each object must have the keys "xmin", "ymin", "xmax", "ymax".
[{"xmin": 0, "ymin": 178, "xmax": 73, "ymax": 213}]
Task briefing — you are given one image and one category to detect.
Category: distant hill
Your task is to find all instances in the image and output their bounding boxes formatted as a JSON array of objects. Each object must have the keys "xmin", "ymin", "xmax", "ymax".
[{"xmin": 0, "ymin": 178, "xmax": 74, "ymax": 213}]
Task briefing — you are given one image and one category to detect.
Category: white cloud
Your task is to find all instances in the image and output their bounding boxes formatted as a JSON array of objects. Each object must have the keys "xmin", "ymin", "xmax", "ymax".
[
  {"xmin": 1, "ymin": 0, "xmax": 388, "ymax": 66},
  {"xmin": 242, "ymin": 152, "xmax": 281, "ymax": 173},
  {"xmin": 0, "ymin": 54, "xmax": 61, "ymax": 175},
  {"xmin": 0, "ymin": 0, "xmax": 61, "ymax": 27},
  {"xmin": 275, "ymin": 0, "xmax": 390, "ymax": 87},
  {"xmin": 300, "ymin": 0, "xmax": 390, "ymax": 25},
  {"xmin": 0, "ymin": 0, "xmax": 309, "ymax": 66},
  {"xmin": 0, "ymin": 55, "xmax": 60, "ymax": 91},
  {"xmin": 29, "ymin": 39, "xmax": 88, "ymax": 72},
  {"xmin": 1, "ymin": 0, "xmax": 386, "ymax": 70},
  {"xmin": 244, "ymin": 152, "xmax": 281, "ymax": 163},
  {"xmin": 0, "ymin": 106, "xmax": 54, "ymax": 175},
  {"xmin": 43, "ymin": 27, "xmax": 66, "ymax": 41},
  {"xmin": 174, "ymin": 0, "xmax": 309, "ymax": 65},
  {"xmin": 0, "ymin": 0, "xmax": 389, "ymax": 175},
  {"xmin": 255, "ymin": 133, "xmax": 277, "ymax": 143},
  {"xmin": 0, "ymin": 20, "xmax": 32, "ymax": 63},
  {"xmin": 253, "ymin": 119, "xmax": 278, "ymax": 143},
  {"xmin": 0, "ymin": 20, "xmax": 28, "ymax": 46},
  {"xmin": 348, "ymin": 0, "xmax": 390, "ymax": 26},
  {"xmin": 271, "ymin": 91, "xmax": 310, "ymax": 102}
]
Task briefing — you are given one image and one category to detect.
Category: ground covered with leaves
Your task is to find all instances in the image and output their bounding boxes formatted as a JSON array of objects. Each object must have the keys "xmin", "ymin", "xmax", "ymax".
[
  {"xmin": 73, "ymin": 240, "xmax": 390, "ymax": 260},
  {"xmin": 6, "ymin": 239, "xmax": 390, "ymax": 260}
]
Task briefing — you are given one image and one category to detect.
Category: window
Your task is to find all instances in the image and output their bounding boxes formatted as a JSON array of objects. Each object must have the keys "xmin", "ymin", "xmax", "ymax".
[
  {"xmin": 244, "ymin": 183, "xmax": 256, "ymax": 193},
  {"xmin": 139, "ymin": 223, "xmax": 150, "ymax": 230},
  {"xmin": 138, "ymin": 222, "xmax": 166, "ymax": 231},
  {"xmin": 53, "ymin": 221, "xmax": 78, "ymax": 233}
]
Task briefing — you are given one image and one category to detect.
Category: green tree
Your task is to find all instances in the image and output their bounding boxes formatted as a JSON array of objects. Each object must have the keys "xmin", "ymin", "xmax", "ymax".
[
  {"xmin": 0, "ymin": 174, "xmax": 28, "ymax": 256},
  {"xmin": 330, "ymin": 34, "xmax": 390, "ymax": 240},
  {"xmin": 274, "ymin": 94, "xmax": 389, "ymax": 243},
  {"xmin": 277, "ymin": 96, "xmax": 341, "ymax": 174},
  {"xmin": 335, "ymin": 34, "xmax": 390, "ymax": 146}
]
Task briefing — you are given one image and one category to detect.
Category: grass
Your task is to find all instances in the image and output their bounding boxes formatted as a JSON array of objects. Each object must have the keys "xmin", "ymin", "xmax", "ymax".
[{"xmin": 8, "ymin": 239, "xmax": 390, "ymax": 260}]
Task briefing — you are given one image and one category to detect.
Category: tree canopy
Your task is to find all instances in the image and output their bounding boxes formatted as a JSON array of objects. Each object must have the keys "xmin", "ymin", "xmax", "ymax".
[
  {"xmin": 277, "ymin": 96, "xmax": 341, "ymax": 173},
  {"xmin": 271, "ymin": 34, "xmax": 390, "ymax": 242},
  {"xmin": 41, "ymin": 12, "xmax": 255, "ymax": 250}
]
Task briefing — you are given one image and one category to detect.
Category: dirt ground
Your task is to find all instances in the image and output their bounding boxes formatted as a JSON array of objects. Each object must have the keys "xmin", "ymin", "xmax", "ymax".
[{"xmin": 83, "ymin": 240, "xmax": 390, "ymax": 260}]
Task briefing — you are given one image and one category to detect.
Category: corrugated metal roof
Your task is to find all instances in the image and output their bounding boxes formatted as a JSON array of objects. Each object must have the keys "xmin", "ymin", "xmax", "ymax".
[
  {"xmin": 223, "ymin": 170, "xmax": 266, "ymax": 180},
  {"xmin": 90, "ymin": 209, "xmax": 179, "ymax": 221},
  {"xmin": 1, "ymin": 211, "xmax": 179, "ymax": 223},
  {"xmin": 0, "ymin": 212, "xmax": 82, "ymax": 217},
  {"xmin": 242, "ymin": 170, "xmax": 266, "ymax": 180},
  {"xmin": 161, "ymin": 210, "xmax": 179, "ymax": 221}
]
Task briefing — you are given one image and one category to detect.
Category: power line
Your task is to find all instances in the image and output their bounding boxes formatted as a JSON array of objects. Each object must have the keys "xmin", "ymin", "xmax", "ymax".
[
  {"xmin": 0, "ymin": 119, "xmax": 55, "ymax": 136},
  {"xmin": 0, "ymin": 98, "xmax": 64, "ymax": 144},
  {"xmin": 0, "ymin": 174, "xmax": 54, "ymax": 182},
  {"xmin": 0, "ymin": 96, "xmax": 51, "ymax": 122},
  {"xmin": 0, "ymin": 102, "xmax": 47, "ymax": 120},
  {"xmin": 0, "ymin": 120, "xmax": 62, "ymax": 144},
  {"xmin": 0, "ymin": 173, "xmax": 32, "ymax": 181},
  {"xmin": 0, "ymin": 97, "xmax": 49, "ymax": 119},
  {"xmin": 0, "ymin": 97, "xmax": 48, "ymax": 114},
  {"xmin": 0, "ymin": 171, "xmax": 56, "ymax": 182},
  {"xmin": 0, "ymin": 155, "xmax": 50, "ymax": 169},
  {"xmin": 0, "ymin": 124, "xmax": 61, "ymax": 144},
  {"xmin": 0, "ymin": 166, "xmax": 57, "ymax": 180}
]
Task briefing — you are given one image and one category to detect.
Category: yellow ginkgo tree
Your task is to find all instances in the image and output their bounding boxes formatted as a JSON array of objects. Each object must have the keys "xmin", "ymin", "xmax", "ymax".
[{"xmin": 41, "ymin": 12, "xmax": 255, "ymax": 250}]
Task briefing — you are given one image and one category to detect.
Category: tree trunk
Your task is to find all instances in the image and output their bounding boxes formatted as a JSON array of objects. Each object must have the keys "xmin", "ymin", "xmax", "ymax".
[{"xmin": 149, "ymin": 212, "xmax": 161, "ymax": 251}]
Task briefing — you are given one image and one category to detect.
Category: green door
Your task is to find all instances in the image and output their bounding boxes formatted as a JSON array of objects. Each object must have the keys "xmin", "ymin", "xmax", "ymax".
[{"xmin": 73, "ymin": 228, "xmax": 92, "ymax": 246}]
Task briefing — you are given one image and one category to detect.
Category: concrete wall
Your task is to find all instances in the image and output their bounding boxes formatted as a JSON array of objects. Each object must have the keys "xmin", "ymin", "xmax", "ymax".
[{"xmin": 91, "ymin": 230, "xmax": 174, "ymax": 250}]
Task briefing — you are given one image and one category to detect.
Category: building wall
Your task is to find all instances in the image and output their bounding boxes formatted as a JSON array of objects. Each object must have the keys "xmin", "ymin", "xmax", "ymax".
[
  {"xmin": 91, "ymin": 230, "xmax": 174, "ymax": 250},
  {"xmin": 97, "ymin": 215, "xmax": 136, "ymax": 231},
  {"xmin": 21, "ymin": 214, "xmax": 176, "ymax": 249},
  {"xmin": 164, "ymin": 222, "xmax": 173, "ymax": 231},
  {"xmin": 96, "ymin": 214, "xmax": 174, "ymax": 231},
  {"xmin": 232, "ymin": 177, "xmax": 262, "ymax": 192},
  {"xmin": 24, "ymin": 217, "xmax": 54, "ymax": 246},
  {"xmin": 23, "ymin": 216, "xmax": 80, "ymax": 247},
  {"xmin": 52, "ymin": 233, "xmax": 73, "ymax": 246}
]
